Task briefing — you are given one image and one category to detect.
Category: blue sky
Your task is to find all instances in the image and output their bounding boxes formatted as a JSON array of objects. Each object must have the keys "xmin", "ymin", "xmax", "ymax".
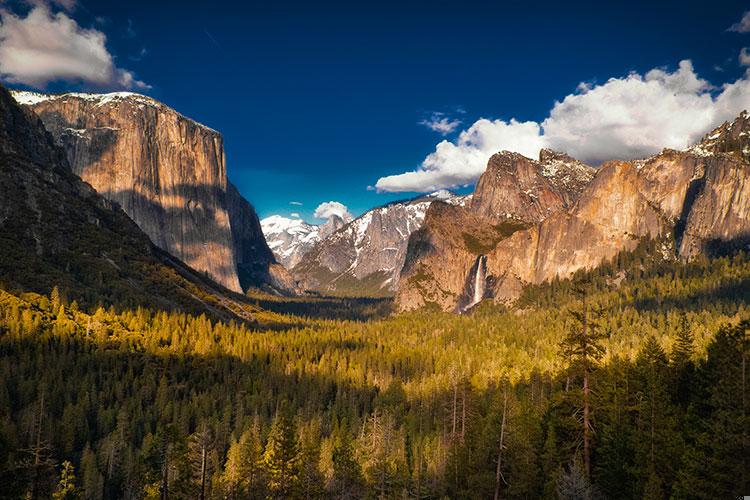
[{"xmin": 2, "ymin": 0, "xmax": 750, "ymax": 222}]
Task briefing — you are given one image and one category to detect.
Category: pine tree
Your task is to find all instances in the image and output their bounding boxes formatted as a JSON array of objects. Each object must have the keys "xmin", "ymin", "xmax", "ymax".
[
  {"xmin": 81, "ymin": 444, "xmax": 103, "ymax": 500},
  {"xmin": 556, "ymin": 455, "xmax": 595, "ymax": 500},
  {"xmin": 328, "ymin": 430, "xmax": 364, "ymax": 499},
  {"xmin": 264, "ymin": 407, "xmax": 301, "ymax": 498},
  {"xmin": 222, "ymin": 420, "xmax": 265, "ymax": 499},
  {"xmin": 559, "ymin": 286, "xmax": 606, "ymax": 479},
  {"xmin": 50, "ymin": 286, "xmax": 61, "ymax": 313},
  {"xmin": 52, "ymin": 461, "xmax": 79, "ymax": 500},
  {"xmin": 673, "ymin": 320, "xmax": 750, "ymax": 498},
  {"xmin": 670, "ymin": 314, "xmax": 695, "ymax": 406},
  {"xmin": 188, "ymin": 424, "xmax": 214, "ymax": 500}
]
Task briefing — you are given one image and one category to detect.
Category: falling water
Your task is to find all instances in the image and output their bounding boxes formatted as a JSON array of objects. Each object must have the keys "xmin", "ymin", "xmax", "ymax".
[{"xmin": 461, "ymin": 254, "xmax": 487, "ymax": 312}]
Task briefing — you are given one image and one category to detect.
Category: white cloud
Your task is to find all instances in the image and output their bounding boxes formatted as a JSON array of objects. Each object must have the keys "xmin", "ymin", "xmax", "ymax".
[
  {"xmin": 289, "ymin": 201, "xmax": 303, "ymax": 206},
  {"xmin": 729, "ymin": 11, "xmax": 750, "ymax": 33},
  {"xmin": 314, "ymin": 201, "xmax": 352, "ymax": 221},
  {"xmin": 375, "ymin": 60, "xmax": 750, "ymax": 193},
  {"xmin": 542, "ymin": 60, "xmax": 715, "ymax": 164},
  {"xmin": 419, "ymin": 113, "xmax": 461, "ymax": 135},
  {"xmin": 290, "ymin": 212, "xmax": 300, "ymax": 218},
  {"xmin": 0, "ymin": 5, "xmax": 149, "ymax": 89},
  {"xmin": 376, "ymin": 118, "xmax": 544, "ymax": 192}
]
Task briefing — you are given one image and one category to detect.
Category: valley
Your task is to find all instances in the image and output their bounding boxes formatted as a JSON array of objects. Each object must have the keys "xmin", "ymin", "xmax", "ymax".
[{"xmin": 1, "ymin": 53, "xmax": 749, "ymax": 498}]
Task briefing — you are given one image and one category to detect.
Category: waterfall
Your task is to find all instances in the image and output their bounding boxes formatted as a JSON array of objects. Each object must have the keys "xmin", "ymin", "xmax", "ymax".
[{"xmin": 461, "ymin": 255, "xmax": 487, "ymax": 312}]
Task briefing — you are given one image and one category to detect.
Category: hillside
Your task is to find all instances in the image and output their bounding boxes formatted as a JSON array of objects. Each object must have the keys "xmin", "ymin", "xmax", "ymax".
[
  {"xmin": 0, "ymin": 85, "xmax": 260, "ymax": 323},
  {"xmin": 12, "ymin": 90, "xmax": 292, "ymax": 295},
  {"xmin": 0, "ymin": 234, "xmax": 747, "ymax": 498}
]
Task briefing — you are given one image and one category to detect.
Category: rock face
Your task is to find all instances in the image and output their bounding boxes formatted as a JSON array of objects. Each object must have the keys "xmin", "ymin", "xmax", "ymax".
[
  {"xmin": 397, "ymin": 113, "xmax": 750, "ymax": 311},
  {"xmin": 0, "ymin": 84, "xmax": 258, "ymax": 322},
  {"xmin": 225, "ymin": 182, "xmax": 296, "ymax": 293},
  {"xmin": 471, "ymin": 149, "xmax": 594, "ymax": 223},
  {"xmin": 13, "ymin": 90, "xmax": 286, "ymax": 294},
  {"xmin": 293, "ymin": 193, "xmax": 469, "ymax": 295},
  {"xmin": 397, "ymin": 150, "xmax": 594, "ymax": 311}
]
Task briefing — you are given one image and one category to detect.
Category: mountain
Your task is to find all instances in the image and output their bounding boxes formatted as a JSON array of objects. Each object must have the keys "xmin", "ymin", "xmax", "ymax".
[
  {"xmin": 397, "ymin": 115, "xmax": 750, "ymax": 311},
  {"xmin": 470, "ymin": 149, "xmax": 595, "ymax": 224},
  {"xmin": 398, "ymin": 149, "xmax": 595, "ymax": 311},
  {"xmin": 292, "ymin": 192, "xmax": 469, "ymax": 295},
  {"xmin": 12, "ymin": 90, "xmax": 291, "ymax": 294},
  {"xmin": 0, "ymin": 84, "xmax": 259, "ymax": 322},
  {"xmin": 261, "ymin": 213, "xmax": 349, "ymax": 269}
]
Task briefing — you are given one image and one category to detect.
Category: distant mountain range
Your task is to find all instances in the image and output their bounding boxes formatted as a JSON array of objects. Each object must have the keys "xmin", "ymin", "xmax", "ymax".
[
  {"xmin": 263, "ymin": 191, "xmax": 469, "ymax": 295},
  {"xmin": 261, "ymin": 212, "xmax": 350, "ymax": 269},
  {"xmin": 9, "ymin": 87, "xmax": 750, "ymax": 313}
]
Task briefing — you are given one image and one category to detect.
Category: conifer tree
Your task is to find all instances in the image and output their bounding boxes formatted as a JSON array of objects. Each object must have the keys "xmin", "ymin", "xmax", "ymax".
[
  {"xmin": 559, "ymin": 286, "xmax": 606, "ymax": 479},
  {"xmin": 222, "ymin": 420, "xmax": 265, "ymax": 499},
  {"xmin": 52, "ymin": 461, "xmax": 79, "ymax": 500},
  {"xmin": 263, "ymin": 406, "xmax": 301, "ymax": 498},
  {"xmin": 329, "ymin": 429, "xmax": 365, "ymax": 499}
]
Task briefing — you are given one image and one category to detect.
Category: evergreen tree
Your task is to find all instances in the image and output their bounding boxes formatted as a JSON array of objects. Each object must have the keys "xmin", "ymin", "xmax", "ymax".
[
  {"xmin": 673, "ymin": 321, "xmax": 750, "ymax": 498},
  {"xmin": 222, "ymin": 420, "xmax": 265, "ymax": 499},
  {"xmin": 52, "ymin": 461, "xmax": 79, "ymax": 500},
  {"xmin": 263, "ymin": 407, "xmax": 301, "ymax": 498},
  {"xmin": 328, "ymin": 430, "xmax": 365, "ymax": 499},
  {"xmin": 559, "ymin": 287, "xmax": 606, "ymax": 479},
  {"xmin": 81, "ymin": 444, "xmax": 103, "ymax": 500}
]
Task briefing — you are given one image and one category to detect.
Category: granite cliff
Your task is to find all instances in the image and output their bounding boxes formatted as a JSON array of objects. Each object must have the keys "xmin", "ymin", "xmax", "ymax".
[
  {"xmin": 397, "ymin": 114, "xmax": 750, "ymax": 311},
  {"xmin": 0, "ymin": 84, "xmax": 259, "ymax": 323},
  {"xmin": 12, "ymin": 90, "xmax": 289, "ymax": 294},
  {"xmin": 397, "ymin": 150, "xmax": 594, "ymax": 310}
]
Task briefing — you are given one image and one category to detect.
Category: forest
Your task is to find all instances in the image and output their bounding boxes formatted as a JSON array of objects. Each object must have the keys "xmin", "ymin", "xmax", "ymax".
[{"xmin": 0, "ymin": 239, "xmax": 748, "ymax": 499}]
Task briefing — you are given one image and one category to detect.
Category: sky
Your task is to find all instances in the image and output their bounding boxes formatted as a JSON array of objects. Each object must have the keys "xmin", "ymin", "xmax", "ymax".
[{"xmin": 2, "ymin": 0, "xmax": 750, "ymax": 223}]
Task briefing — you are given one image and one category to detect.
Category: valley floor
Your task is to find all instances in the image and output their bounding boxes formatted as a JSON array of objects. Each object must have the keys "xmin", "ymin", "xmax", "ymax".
[{"xmin": 0, "ymin": 240, "xmax": 748, "ymax": 499}]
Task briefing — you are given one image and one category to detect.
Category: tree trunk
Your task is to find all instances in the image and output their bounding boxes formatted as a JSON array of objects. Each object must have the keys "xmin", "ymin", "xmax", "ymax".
[
  {"xmin": 582, "ymin": 296, "xmax": 591, "ymax": 480},
  {"xmin": 461, "ymin": 382, "xmax": 466, "ymax": 443},
  {"xmin": 494, "ymin": 389, "xmax": 508, "ymax": 500},
  {"xmin": 200, "ymin": 445, "xmax": 207, "ymax": 500}
]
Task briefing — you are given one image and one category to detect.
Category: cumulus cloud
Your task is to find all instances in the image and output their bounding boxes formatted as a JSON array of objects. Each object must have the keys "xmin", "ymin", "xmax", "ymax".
[
  {"xmin": 375, "ymin": 60, "xmax": 750, "ymax": 193},
  {"xmin": 729, "ymin": 11, "xmax": 750, "ymax": 33},
  {"xmin": 419, "ymin": 112, "xmax": 461, "ymax": 135},
  {"xmin": 314, "ymin": 201, "xmax": 352, "ymax": 221},
  {"xmin": 0, "ymin": 5, "xmax": 149, "ymax": 89},
  {"xmin": 376, "ymin": 118, "xmax": 544, "ymax": 192},
  {"xmin": 290, "ymin": 212, "xmax": 300, "ymax": 218}
]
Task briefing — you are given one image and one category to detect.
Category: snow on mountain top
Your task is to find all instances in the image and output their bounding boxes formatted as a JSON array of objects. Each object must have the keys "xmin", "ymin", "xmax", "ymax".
[
  {"xmin": 10, "ymin": 90, "xmax": 219, "ymax": 134},
  {"xmin": 12, "ymin": 90, "xmax": 151, "ymax": 106},
  {"xmin": 261, "ymin": 215, "xmax": 314, "ymax": 235}
]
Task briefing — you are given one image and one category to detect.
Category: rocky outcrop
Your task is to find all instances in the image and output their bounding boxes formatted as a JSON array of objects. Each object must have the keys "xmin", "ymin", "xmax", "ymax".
[
  {"xmin": 679, "ymin": 113, "xmax": 750, "ymax": 258},
  {"xmin": 397, "ymin": 201, "xmax": 508, "ymax": 310},
  {"xmin": 13, "ymin": 90, "xmax": 284, "ymax": 294},
  {"xmin": 0, "ymin": 84, "xmax": 259, "ymax": 323},
  {"xmin": 486, "ymin": 150, "xmax": 699, "ymax": 302},
  {"xmin": 470, "ymin": 150, "xmax": 594, "ymax": 223},
  {"xmin": 397, "ymin": 112, "xmax": 750, "ymax": 311},
  {"xmin": 293, "ymin": 193, "xmax": 469, "ymax": 295},
  {"xmin": 397, "ymin": 150, "xmax": 593, "ymax": 311}
]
